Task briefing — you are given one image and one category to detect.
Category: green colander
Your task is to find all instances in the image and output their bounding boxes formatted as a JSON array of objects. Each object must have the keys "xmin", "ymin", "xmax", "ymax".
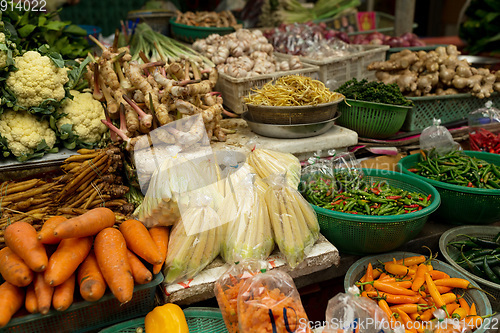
[{"xmin": 398, "ymin": 151, "xmax": 500, "ymax": 225}]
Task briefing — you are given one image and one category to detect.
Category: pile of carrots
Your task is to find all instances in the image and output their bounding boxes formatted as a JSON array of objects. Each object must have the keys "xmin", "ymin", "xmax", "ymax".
[
  {"xmin": 356, "ymin": 254, "xmax": 489, "ymax": 333},
  {"xmin": 0, "ymin": 207, "xmax": 169, "ymax": 328}
]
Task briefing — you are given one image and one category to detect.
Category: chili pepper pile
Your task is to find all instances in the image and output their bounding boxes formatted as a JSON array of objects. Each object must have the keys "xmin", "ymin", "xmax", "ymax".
[
  {"xmin": 448, "ymin": 232, "xmax": 500, "ymax": 285},
  {"xmin": 356, "ymin": 254, "xmax": 489, "ymax": 332},
  {"xmin": 469, "ymin": 128, "xmax": 500, "ymax": 154},
  {"xmin": 304, "ymin": 176, "xmax": 430, "ymax": 215},
  {"xmin": 408, "ymin": 150, "xmax": 500, "ymax": 189}
]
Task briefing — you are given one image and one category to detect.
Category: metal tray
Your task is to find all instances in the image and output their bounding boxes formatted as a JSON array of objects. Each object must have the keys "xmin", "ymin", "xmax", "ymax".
[
  {"xmin": 242, "ymin": 112, "xmax": 341, "ymax": 139},
  {"xmin": 245, "ymin": 97, "xmax": 343, "ymax": 125}
]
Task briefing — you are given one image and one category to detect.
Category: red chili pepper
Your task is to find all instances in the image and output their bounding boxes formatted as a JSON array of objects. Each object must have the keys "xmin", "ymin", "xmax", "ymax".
[
  {"xmin": 426, "ymin": 194, "xmax": 432, "ymax": 201},
  {"xmin": 371, "ymin": 188, "xmax": 381, "ymax": 195},
  {"xmin": 332, "ymin": 199, "xmax": 343, "ymax": 205},
  {"xmin": 467, "ymin": 182, "xmax": 473, "ymax": 187},
  {"xmin": 404, "ymin": 204, "xmax": 420, "ymax": 208},
  {"xmin": 386, "ymin": 195, "xmax": 402, "ymax": 200},
  {"xmin": 407, "ymin": 168, "xmax": 418, "ymax": 173}
]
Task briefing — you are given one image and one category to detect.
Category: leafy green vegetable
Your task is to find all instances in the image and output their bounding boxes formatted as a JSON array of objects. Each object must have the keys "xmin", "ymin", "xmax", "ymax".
[
  {"xmin": 459, "ymin": 0, "xmax": 500, "ymax": 54},
  {"xmin": 0, "ymin": 4, "xmax": 90, "ymax": 59},
  {"xmin": 335, "ymin": 78, "xmax": 414, "ymax": 107}
]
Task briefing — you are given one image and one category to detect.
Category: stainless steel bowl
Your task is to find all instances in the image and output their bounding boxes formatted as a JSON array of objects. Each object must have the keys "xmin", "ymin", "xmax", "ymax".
[
  {"xmin": 458, "ymin": 55, "xmax": 500, "ymax": 67},
  {"xmin": 242, "ymin": 112, "xmax": 341, "ymax": 139},
  {"xmin": 245, "ymin": 97, "xmax": 344, "ymax": 125}
]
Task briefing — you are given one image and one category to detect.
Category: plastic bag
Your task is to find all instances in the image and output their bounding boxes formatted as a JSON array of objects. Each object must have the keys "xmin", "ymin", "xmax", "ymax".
[
  {"xmin": 237, "ymin": 269, "xmax": 312, "ymax": 333},
  {"xmin": 468, "ymin": 100, "xmax": 500, "ymax": 154},
  {"xmin": 264, "ymin": 174, "xmax": 320, "ymax": 269},
  {"xmin": 331, "ymin": 152, "xmax": 364, "ymax": 192},
  {"xmin": 246, "ymin": 146, "xmax": 301, "ymax": 190},
  {"xmin": 419, "ymin": 118, "xmax": 461, "ymax": 157},
  {"xmin": 163, "ymin": 194, "xmax": 224, "ymax": 284},
  {"xmin": 220, "ymin": 174, "xmax": 274, "ymax": 263},
  {"xmin": 323, "ymin": 286, "xmax": 392, "ymax": 333},
  {"xmin": 300, "ymin": 151, "xmax": 336, "ymax": 207},
  {"xmin": 214, "ymin": 259, "xmax": 267, "ymax": 333}
]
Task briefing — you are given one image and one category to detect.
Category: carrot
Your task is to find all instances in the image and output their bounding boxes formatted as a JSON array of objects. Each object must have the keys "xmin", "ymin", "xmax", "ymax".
[
  {"xmin": 119, "ymin": 219, "xmax": 162, "ymax": 265},
  {"xmin": 77, "ymin": 250, "xmax": 106, "ymax": 302},
  {"xmin": 0, "ymin": 247, "xmax": 34, "ymax": 287},
  {"xmin": 4, "ymin": 221, "xmax": 48, "ymax": 272},
  {"xmin": 149, "ymin": 226, "xmax": 169, "ymax": 275},
  {"xmin": 38, "ymin": 216, "xmax": 67, "ymax": 244},
  {"xmin": 44, "ymin": 236, "xmax": 93, "ymax": 286},
  {"xmin": 0, "ymin": 281, "xmax": 25, "ymax": 327},
  {"xmin": 52, "ymin": 273, "xmax": 75, "ymax": 311},
  {"xmin": 411, "ymin": 264, "xmax": 427, "ymax": 291},
  {"xmin": 34, "ymin": 272, "xmax": 54, "ymax": 315},
  {"xmin": 53, "ymin": 207, "xmax": 115, "ymax": 239},
  {"xmin": 126, "ymin": 249, "xmax": 153, "ymax": 285},
  {"xmin": 25, "ymin": 283, "xmax": 38, "ymax": 314},
  {"xmin": 94, "ymin": 228, "xmax": 134, "ymax": 304}
]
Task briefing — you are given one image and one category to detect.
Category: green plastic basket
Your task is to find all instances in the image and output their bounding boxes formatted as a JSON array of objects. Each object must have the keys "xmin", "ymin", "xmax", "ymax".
[
  {"xmin": 344, "ymin": 252, "xmax": 493, "ymax": 333},
  {"xmin": 312, "ymin": 168, "xmax": 440, "ymax": 255},
  {"xmin": 170, "ymin": 18, "xmax": 237, "ymax": 43},
  {"xmin": 398, "ymin": 151, "xmax": 500, "ymax": 225},
  {"xmin": 403, "ymin": 93, "xmax": 500, "ymax": 131},
  {"xmin": 439, "ymin": 226, "xmax": 500, "ymax": 311},
  {"xmin": 1, "ymin": 273, "xmax": 163, "ymax": 333},
  {"xmin": 337, "ymin": 99, "xmax": 411, "ymax": 139},
  {"xmin": 99, "ymin": 307, "xmax": 228, "ymax": 333}
]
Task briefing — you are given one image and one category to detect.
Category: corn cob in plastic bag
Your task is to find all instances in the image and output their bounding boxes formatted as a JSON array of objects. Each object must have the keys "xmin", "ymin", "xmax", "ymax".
[
  {"xmin": 264, "ymin": 174, "xmax": 320, "ymax": 268},
  {"xmin": 246, "ymin": 148, "xmax": 301, "ymax": 189}
]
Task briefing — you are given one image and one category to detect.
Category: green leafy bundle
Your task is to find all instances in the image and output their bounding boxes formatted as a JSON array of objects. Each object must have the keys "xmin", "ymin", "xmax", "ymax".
[
  {"xmin": 459, "ymin": 0, "xmax": 500, "ymax": 55},
  {"xmin": 335, "ymin": 78, "xmax": 414, "ymax": 107}
]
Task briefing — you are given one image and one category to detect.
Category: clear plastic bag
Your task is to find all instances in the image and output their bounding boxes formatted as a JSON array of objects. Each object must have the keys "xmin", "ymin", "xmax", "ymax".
[
  {"xmin": 264, "ymin": 174, "xmax": 320, "ymax": 269},
  {"xmin": 419, "ymin": 118, "xmax": 461, "ymax": 157},
  {"xmin": 220, "ymin": 174, "xmax": 274, "ymax": 263},
  {"xmin": 323, "ymin": 286, "xmax": 392, "ymax": 333},
  {"xmin": 163, "ymin": 194, "xmax": 224, "ymax": 284},
  {"xmin": 331, "ymin": 152, "xmax": 365, "ymax": 192},
  {"xmin": 468, "ymin": 100, "xmax": 500, "ymax": 154},
  {"xmin": 214, "ymin": 259, "xmax": 267, "ymax": 333},
  {"xmin": 237, "ymin": 270, "xmax": 312, "ymax": 333},
  {"xmin": 246, "ymin": 146, "xmax": 301, "ymax": 190},
  {"xmin": 300, "ymin": 151, "xmax": 336, "ymax": 207}
]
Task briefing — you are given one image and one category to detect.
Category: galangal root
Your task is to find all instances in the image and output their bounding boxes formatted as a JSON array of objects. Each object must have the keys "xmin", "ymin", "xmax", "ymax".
[
  {"xmin": 368, "ymin": 45, "xmax": 500, "ymax": 98},
  {"xmin": 86, "ymin": 39, "xmax": 229, "ymax": 152}
]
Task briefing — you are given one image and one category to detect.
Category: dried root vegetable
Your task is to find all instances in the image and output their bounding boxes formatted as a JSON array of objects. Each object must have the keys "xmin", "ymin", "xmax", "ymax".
[
  {"xmin": 192, "ymin": 29, "xmax": 303, "ymax": 78},
  {"xmin": 368, "ymin": 45, "xmax": 500, "ymax": 98},
  {"xmin": 244, "ymin": 75, "xmax": 344, "ymax": 106},
  {"xmin": 175, "ymin": 10, "xmax": 239, "ymax": 28}
]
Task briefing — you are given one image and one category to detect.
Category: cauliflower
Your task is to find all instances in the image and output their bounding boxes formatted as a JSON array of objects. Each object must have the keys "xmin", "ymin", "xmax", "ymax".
[
  {"xmin": 56, "ymin": 90, "xmax": 107, "ymax": 144},
  {"xmin": 6, "ymin": 51, "xmax": 69, "ymax": 108},
  {"xmin": 0, "ymin": 33, "xmax": 8, "ymax": 69},
  {"xmin": 0, "ymin": 110, "xmax": 56, "ymax": 157}
]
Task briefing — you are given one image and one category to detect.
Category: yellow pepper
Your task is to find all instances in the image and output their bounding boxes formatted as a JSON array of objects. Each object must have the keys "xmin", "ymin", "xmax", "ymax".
[{"xmin": 144, "ymin": 303, "xmax": 189, "ymax": 333}]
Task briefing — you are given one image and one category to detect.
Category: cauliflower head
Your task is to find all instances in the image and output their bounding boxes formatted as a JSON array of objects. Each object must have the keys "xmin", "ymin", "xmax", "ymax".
[
  {"xmin": 0, "ymin": 110, "xmax": 56, "ymax": 157},
  {"xmin": 0, "ymin": 33, "xmax": 8, "ymax": 69},
  {"xmin": 6, "ymin": 51, "xmax": 69, "ymax": 108},
  {"xmin": 57, "ymin": 90, "xmax": 107, "ymax": 144}
]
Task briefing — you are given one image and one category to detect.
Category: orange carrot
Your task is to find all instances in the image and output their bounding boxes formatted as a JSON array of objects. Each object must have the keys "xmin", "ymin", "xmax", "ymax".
[
  {"xmin": 53, "ymin": 207, "xmax": 115, "ymax": 239},
  {"xmin": 25, "ymin": 283, "xmax": 38, "ymax": 314},
  {"xmin": 127, "ymin": 249, "xmax": 153, "ymax": 285},
  {"xmin": 149, "ymin": 226, "xmax": 169, "ymax": 275},
  {"xmin": 0, "ymin": 281, "xmax": 25, "ymax": 328},
  {"xmin": 0, "ymin": 247, "xmax": 34, "ymax": 287},
  {"xmin": 120, "ymin": 219, "xmax": 162, "ymax": 265},
  {"xmin": 77, "ymin": 251, "xmax": 106, "ymax": 302},
  {"xmin": 94, "ymin": 228, "xmax": 134, "ymax": 304},
  {"xmin": 38, "ymin": 216, "xmax": 67, "ymax": 244},
  {"xmin": 44, "ymin": 236, "xmax": 93, "ymax": 286},
  {"xmin": 52, "ymin": 273, "xmax": 75, "ymax": 311},
  {"xmin": 34, "ymin": 272, "xmax": 54, "ymax": 315},
  {"xmin": 4, "ymin": 221, "xmax": 48, "ymax": 272}
]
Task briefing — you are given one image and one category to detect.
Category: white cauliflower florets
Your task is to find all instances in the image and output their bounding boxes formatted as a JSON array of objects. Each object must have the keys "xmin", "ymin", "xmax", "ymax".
[
  {"xmin": 6, "ymin": 51, "xmax": 69, "ymax": 108},
  {"xmin": 56, "ymin": 90, "xmax": 107, "ymax": 144},
  {"xmin": 0, "ymin": 110, "xmax": 56, "ymax": 157},
  {"xmin": 0, "ymin": 33, "xmax": 8, "ymax": 69}
]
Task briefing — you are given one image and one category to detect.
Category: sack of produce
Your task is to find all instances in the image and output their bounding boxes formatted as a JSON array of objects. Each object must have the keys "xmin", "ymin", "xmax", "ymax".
[
  {"xmin": 468, "ymin": 100, "xmax": 500, "ymax": 154},
  {"xmin": 214, "ymin": 259, "xmax": 267, "ymax": 333},
  {"xmin": 323, "ymin": 286, "xmax": 391, "ymax": 333},
  {"xmin": 246, "ymin": 147, "xmax": 301, "ymax": 190},
  {"xmin": 419, "ymin": 118, "xmax": 461, "ymax": 157},
  {"xmin": 163, "ymin": 194, "xmax": 224, "ymax": 283},
  {"xmin": 220, "ymin": 174, "xmax": 274, "ymax": 263},
  {"xmin": 264, "ymin": 174, "xmax": 319, "ymax": 268},
  {"xmin": 237, "ymin": 269, "xmax": 312, "ymax": 333}
]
